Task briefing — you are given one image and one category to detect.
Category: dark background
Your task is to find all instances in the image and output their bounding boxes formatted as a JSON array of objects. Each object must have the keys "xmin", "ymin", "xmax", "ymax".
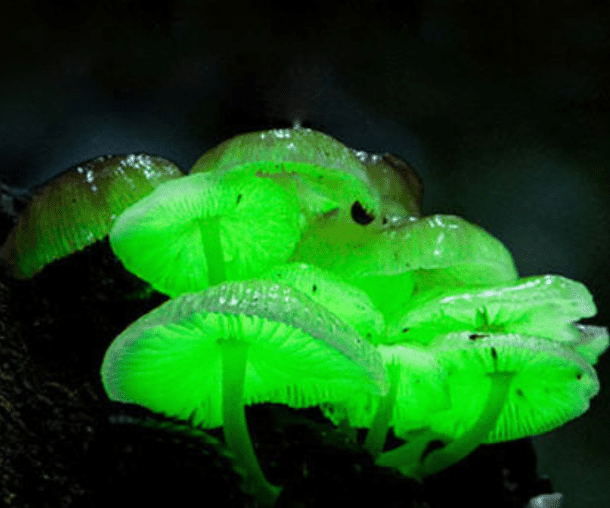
[{"xmin": 1, "ymin": 1, "xmax": 609, "ymax": 507}]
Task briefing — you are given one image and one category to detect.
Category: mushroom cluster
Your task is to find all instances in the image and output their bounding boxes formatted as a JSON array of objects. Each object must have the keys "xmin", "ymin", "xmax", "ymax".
[{"xmin": 1, "ymin": 128, "xmax": 607, "ymax": 507}]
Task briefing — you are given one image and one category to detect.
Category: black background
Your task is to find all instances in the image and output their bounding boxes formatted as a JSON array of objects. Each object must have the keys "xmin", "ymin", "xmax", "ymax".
[{"xmin": 1, "ymin": 1, "xmax": 609, "ymax": 507}]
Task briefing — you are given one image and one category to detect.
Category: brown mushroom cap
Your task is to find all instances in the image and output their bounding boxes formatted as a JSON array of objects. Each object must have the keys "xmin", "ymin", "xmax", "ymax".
[
  {"xmin": 1, "ymin": 154, "xmax": 183, "ymax": 278},
  {"xmin": 351, "ymin": 151, "xmax": 422, "ymax": 219}
]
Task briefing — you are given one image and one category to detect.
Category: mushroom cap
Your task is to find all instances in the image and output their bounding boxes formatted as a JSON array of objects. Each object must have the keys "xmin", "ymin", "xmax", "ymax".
[
  {"xmin": 322, "ymin": 343, "xmax": 450, "ymax": 431},
  {"xmin": 387, "ymin": 275, "xmax": 597, "ymax": 346},
  {"xmin": 190, "ymin": 128, "xmax": 381, "ymax": 220},
  {"xmin": 573, "ymin": 324, "xmax": 609, "ymax": 365},
  {"xmin": 109, "ymin": 171, "xmax": 302, "ymax": 297},
  {"xmin": 0, "ymin": 154, "xmax": 183, "ymax": 278},
  {"xmin": 260, "ymin": 262, "xmax": 385, "ymax": 342},
  {"xmin": 290, "ymin": 214, "xmax": 518, "ymax": 321},
  {"xmin": 100, "ymin": 279, "xmax": 388, "ymax": 428},
  {"xmin": 396, "ymin": 331, "xmax": 601, "ymax": 443},
  {"xmin": 351, "ymin": 151, "xmax": 422, "ymax": 219},
  {"xmin": 292, "ymin": 214, "xmax": 517, "ymax": 281}
]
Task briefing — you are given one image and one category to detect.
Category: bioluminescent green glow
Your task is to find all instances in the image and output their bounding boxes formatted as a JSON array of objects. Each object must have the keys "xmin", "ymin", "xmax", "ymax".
[
  {"xmin": 101, "ymin": 279, "xmax": 387, "ymax": 507},
  {"xmin": 0, "ymin": 153, "xmax": 183, "ymax": 279},
  {"xmin": 2, "ymin": 128, "xmax": 606, "ymax": 507},
  {"xmin": 108, "ymin": 172, "xmax": 302, "ymax": 297}
]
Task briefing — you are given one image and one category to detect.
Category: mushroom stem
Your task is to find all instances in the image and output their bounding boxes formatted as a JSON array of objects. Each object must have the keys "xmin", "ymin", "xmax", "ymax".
[
  {"xmin": 199, "ymin": 218, "xmax": 226, "ymax": 286},
  {"xmin": 363, "ymin": 362, "xmax": 400, "ymax": 457},
  {"xmin": 220, "ymin": 341, "xmax": 281, "ymax": 507},
  {"xmin": 376, "ymin": 372, "xmax": 514, "ymax": 479},
  {"xmin": 416, "ymin": 371, "xmax": 514, "ymax": 478}
]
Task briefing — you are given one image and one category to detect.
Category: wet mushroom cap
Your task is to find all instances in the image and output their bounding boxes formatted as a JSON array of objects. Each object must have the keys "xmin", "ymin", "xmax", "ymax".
[
  {"xmin": 351, "ymin": 151, "xmax": 423, "ymax": 219},
  {"xmin": 291, "ymin": 214, "xmax": 518, "ymax": 322},
  {"xmin": 100, "ymin": 279, "xmax": 388, "ymax": 428},
  {"xmin": 190, "ymin": 128, "xmax": 381, "ymax": 220},
  {"xmin": 573, "ymin": 324, "xmax": 609, "ymax": 365},
  {"xmin": 0, "ymin": 154, "xmax": 183, "ymax": 278},
  {"xmin": 387, "ymin": 275, "xmax": 597, "ymax": 346},
  {"xmin": 292, "ymin": 214, "xmax": 517, "ymax": 283},
  {"xmin": 400, "ymin": 331, "xmax": 601, "ymax": 444},
  {"xmin": 109, "ymin": 171, "xmax": 302, "ymax": 296}
]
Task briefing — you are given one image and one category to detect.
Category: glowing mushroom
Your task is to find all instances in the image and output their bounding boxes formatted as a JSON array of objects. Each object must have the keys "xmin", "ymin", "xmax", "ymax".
[
  {"xmin": 291, "ymin": 214, "xmax": 518, "ymax": 322},
  {"xmin": 321, "ymin": 343, "xmax": 450, "ymax": 458},
  {"xmin": 386, "ymin": 275, "xmax": 597, "ymax": 346},
  {"xmin": 0, "ymin": 154, "xmax": 183, "ymax": 278},
  {"xmin": 101, "ymin": 279, "xmax": 387, "ymax": 506},
  {"xmin": 109, "ymin": 171, "xmax": 302, "ymax": 296},
  {"xmin": 190, "ymin": 127, "xmax": 382, "ymax": 223},
  {"xmin": 376, "ymin": 331, "xmax": 602, "ymax": 480}
]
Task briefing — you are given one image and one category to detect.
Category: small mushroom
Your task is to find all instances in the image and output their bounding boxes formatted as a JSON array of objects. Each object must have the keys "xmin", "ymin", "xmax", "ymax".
[
  {"xmin": 101, "ymin": 279, "xmax": 387, "ymax": 506},
  {"xmin": 190, "ymin": 127, "xmax": 381, "ymax": 222},
  {"xmin": 386, "ymin": 275, "xmax": 598, "ymax": 346},
  {"xmin": 377, "ymin": 331, "xmax": 601, "ymax": 479},
  {"xmin": 109, "ymin": 171, "xmax": 302, "ymax": 296},
  {"xmin": 291, "ymin": 214, "xmax": 518, "ymax": 322},
  {"xmin": 0, "ymin": 154, "xmax": 183, "ymax": 278},
  {"xmin": 321, "ymin": 343, "xmax": 450, "ymax": 458}
]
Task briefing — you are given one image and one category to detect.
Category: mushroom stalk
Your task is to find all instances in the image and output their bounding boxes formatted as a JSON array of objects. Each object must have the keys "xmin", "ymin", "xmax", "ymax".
[
  {"xmin": 199, "ymin": 218, "xmax": 226, "ymax": 286},
  {"xmin": 415, "ymin": 372, "xmax": 514, "ymax": 477},
  {"xmin": 220, "ymin": 341, "xmax": 281, "ymax": 507},
  {"xmin": 376, "ymin": 372, "xmax": 514, "ymax": 479},
  {"xmin": 363, "ymin": 362, "xmax": 400, "ymax": 457}
]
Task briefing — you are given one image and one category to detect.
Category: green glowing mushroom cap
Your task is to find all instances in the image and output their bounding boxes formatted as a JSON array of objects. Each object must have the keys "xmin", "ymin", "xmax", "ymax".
[
  {"xmin": 100, "ymin": 279, "xmax": 388, "ymax": 428},
  {"xmin": 190, "ymin": 128, "xmax": 381, "ymax": 221},
  {"xmin": 0, "ymin": 154, "xmax": 183, "ymax": 278},
  {"xmin": 292, "ymin": 214, "xmax": 517, "ymax": 282},
  {"xmin": 291, "ymin": 214, "xmax": 518, "ymax": 321},
  {"xmin": 573, "ymin": 324, "xmax": 609, "ymax": 365},
  {"xmin": 260, "ymin": 262, "xmax": 385, "ymax": 342},
  {"xmin": 403, "ymin": 331, "xmax": 601, "ymax": 444},
  {"xmin": 387, "ymin": 275, "xmax": 598, "ymax": 346},
  {"xmin": 109, "ymin": 171, "xmax": 302, "ymax": 297}
]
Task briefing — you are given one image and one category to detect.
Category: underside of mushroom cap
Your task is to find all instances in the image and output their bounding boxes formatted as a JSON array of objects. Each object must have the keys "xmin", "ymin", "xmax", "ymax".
[
  {"xmin": 387, "ymin": 275, "xmax": 597, "ymax": 346},
  {"xmin": 109, "ymin": 171, "xmax": 302, "ymax": 296},
  {"xmin": 0, "ymin": 154, "xmax": 183, "ymax": 278},
  {"xmin": 402, "ymin": 332, "xmax": 601, "ymax": 444},
  {"xmin": 190, "ymin": 128, "xmax": 381, "ymax": 221},
  {"xmin": 101, "ymin": 279, "xmax": 387, "ymax": 428},
  {"xmin": 322, "ymin": 343, "xmax": 450, "ymax": 431}
]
